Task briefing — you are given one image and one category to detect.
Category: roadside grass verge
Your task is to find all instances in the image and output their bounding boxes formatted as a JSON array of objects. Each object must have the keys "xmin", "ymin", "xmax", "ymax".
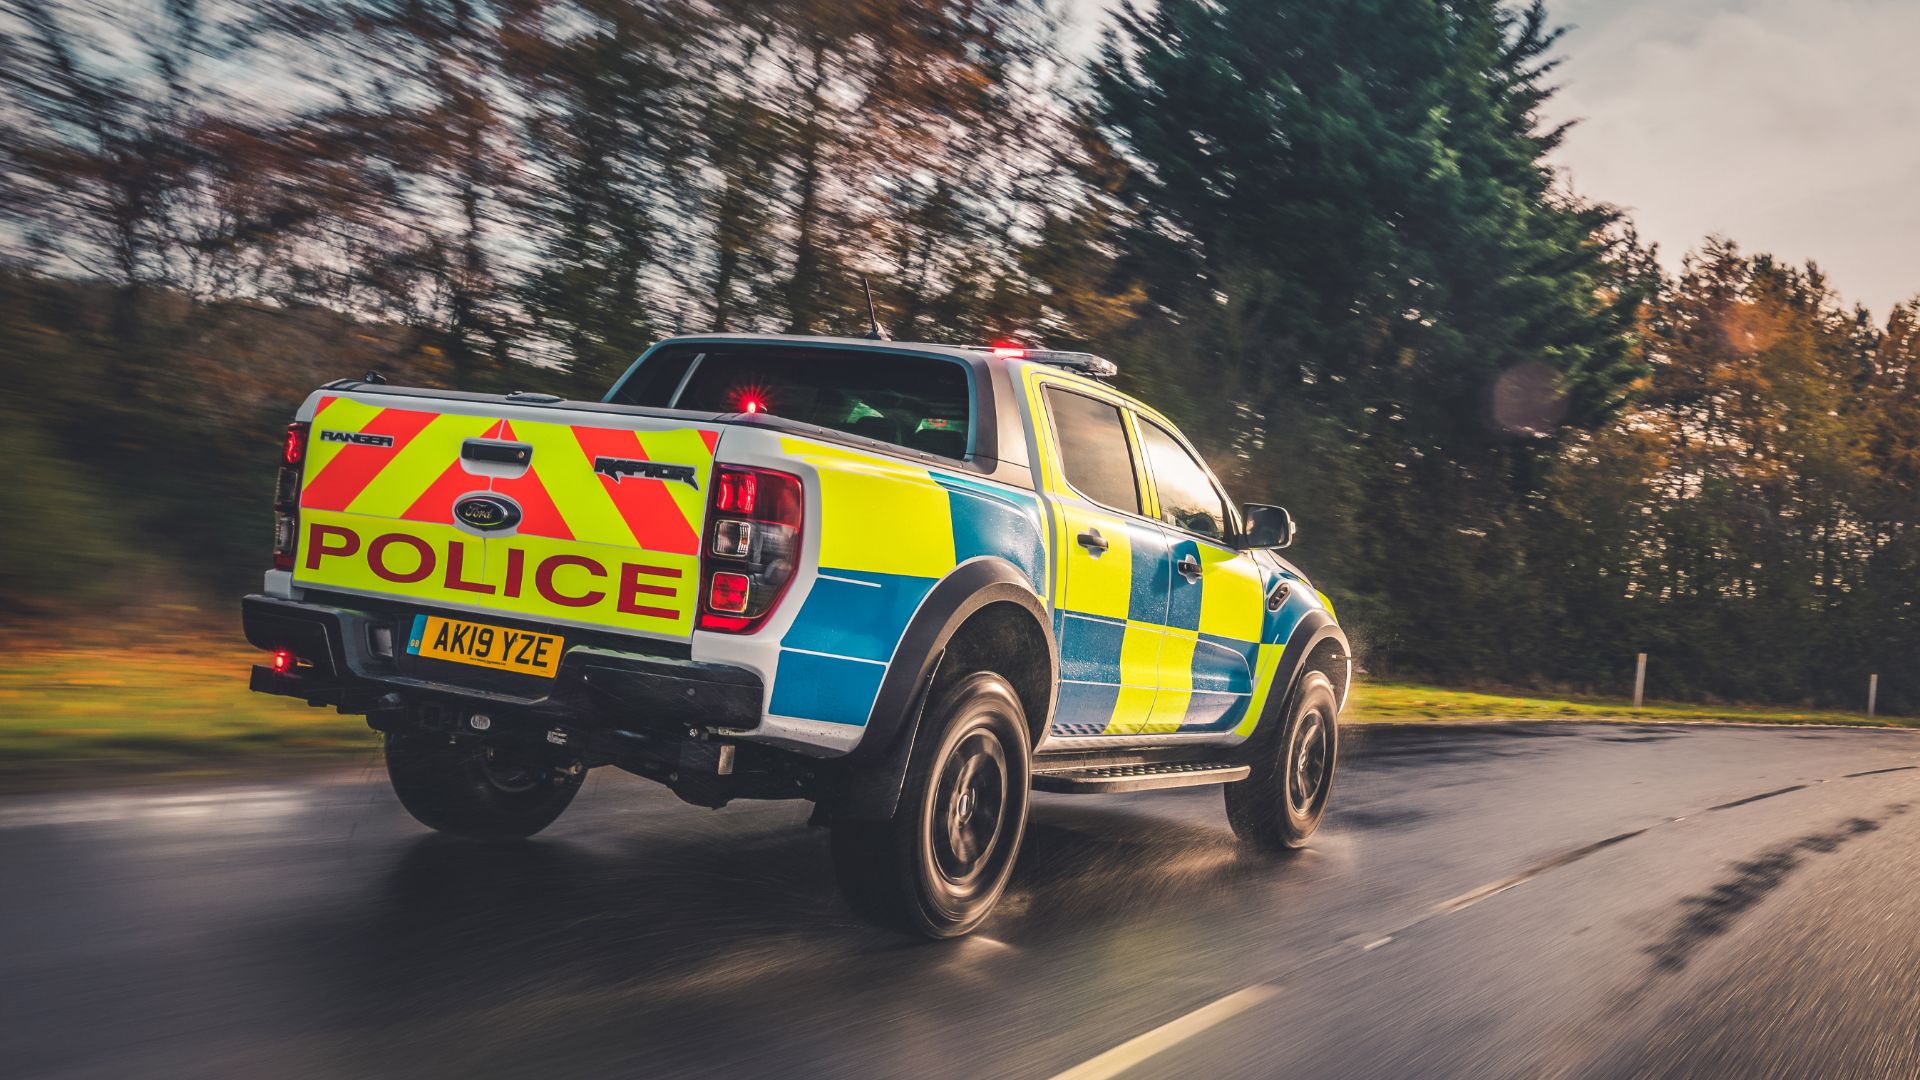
[
  {"xmin": 1347, "ymin": 681, "xmax": 1906, "ymax": 728},
  {"xmin": 0, "ymin": 639, "xmax": 1909, "ymax": 790},
  {"xmin": 0, "ymin": 639, "xmax": 378, "ymax": 788}
]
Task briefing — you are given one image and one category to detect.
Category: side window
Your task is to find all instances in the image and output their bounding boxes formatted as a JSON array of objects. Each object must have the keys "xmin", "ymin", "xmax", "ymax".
[
  {"xmin": 1043, "ymin": 386, "xmax": 1142, "ymax": 515},
  {"xmin": 1138, "ymin": 420, "xmax": 1230, "ymax": 542}
]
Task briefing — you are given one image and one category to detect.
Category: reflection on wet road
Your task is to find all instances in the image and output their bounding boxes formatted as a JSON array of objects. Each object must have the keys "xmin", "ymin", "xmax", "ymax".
[{"xmin": 6, "ymin": 722, "xmax": 1920, "ymax": 1079}]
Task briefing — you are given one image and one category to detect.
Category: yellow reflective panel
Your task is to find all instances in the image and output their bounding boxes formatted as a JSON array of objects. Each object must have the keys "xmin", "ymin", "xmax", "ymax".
[
  {"xmin": 490, "ymin": 532, "xmax": 698, "ymax": 633},
  {"xmin": 783, "ymin": 438, "xmax": 955, "ymax": 578},
  {"xmin": 1144, "ymin": 629, "xmax": 1198, "ymax": 733},
  {"xmin": 1057, "ymin": 506, "xmax": 1134, "ymax": 620},
  {"xmin": 1103, "ymin": 621, "xmax": 1165, "ymax": 735},
  {"xmin": 1107, "ymin": 685, "xmax": 1157, "ymax": 736},
  {"xmin": 290, "ymin": 509, "xmax": 699, "ymax": 636},
  {"xmin": 1197, "ymin": 545, "xmax": 1265, "ymax": 642}
]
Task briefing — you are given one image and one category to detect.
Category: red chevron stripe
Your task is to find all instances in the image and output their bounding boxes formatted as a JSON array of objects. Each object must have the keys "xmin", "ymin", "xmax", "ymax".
[
  {"xmin": 571, "ymin": 426, "xmax": 700, "ymax": 554},
  {"xmin": 399, "ymin": 459, "xmax": 478, "ymax": 525},
  {"xmin": 492, "ymin": 465, "xmax": 574, "ymax": 541},
  {"xmin": 300, "ymin": 408, "xmax": 439, "ymax": 512}
]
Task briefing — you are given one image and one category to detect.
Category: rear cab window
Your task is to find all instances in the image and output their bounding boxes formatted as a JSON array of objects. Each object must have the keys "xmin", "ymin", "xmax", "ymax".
[
  {"xmin": 610, "ymin": 344, "xmax": 972, "ymax": 460},
  {"xmin": 1041, "ymin": 386, "xmax": 1142, "ymax": 514}
]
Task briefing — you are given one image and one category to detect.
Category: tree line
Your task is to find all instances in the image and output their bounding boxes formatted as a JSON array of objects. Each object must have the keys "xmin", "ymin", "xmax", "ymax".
[{"xmin": 2, "ymin": 0, "xmax": 1915, "ymax": 711}]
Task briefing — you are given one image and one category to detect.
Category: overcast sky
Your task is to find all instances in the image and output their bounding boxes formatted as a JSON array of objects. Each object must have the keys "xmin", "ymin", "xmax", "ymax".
[{"xmin": 1062, "ymin": 0, "xmax": 1920, "ymax": 317}]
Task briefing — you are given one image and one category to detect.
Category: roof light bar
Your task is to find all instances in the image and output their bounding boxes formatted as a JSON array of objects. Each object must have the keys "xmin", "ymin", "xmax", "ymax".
[{"xmin": 984, "ymin": 345, "xmax": 1118, "ymax": 378}]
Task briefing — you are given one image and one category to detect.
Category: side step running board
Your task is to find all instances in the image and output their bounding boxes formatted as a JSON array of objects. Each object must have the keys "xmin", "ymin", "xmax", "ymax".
[{"xmin": 1032, "ymin": 761, "xmax": 1250, "ymax": 794}]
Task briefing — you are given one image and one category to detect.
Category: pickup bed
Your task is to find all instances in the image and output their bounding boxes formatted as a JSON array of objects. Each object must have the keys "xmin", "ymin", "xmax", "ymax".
[{"xmin": 245, "ymin": 333, "xmax": 1350, "ymax": 937}]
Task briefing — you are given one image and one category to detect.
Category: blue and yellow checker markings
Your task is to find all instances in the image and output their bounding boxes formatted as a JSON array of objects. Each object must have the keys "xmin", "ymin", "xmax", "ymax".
[
  {"xmin": 765, "ymin": 438, "xmax": 1048, "ymax": 727},
  {"xmin": 1048, "ymin": 510, "xmax": 1170, "ymax": 735},
  {"xmin": 1047, "ymin": 522, "xmax": 1274, "ymax": 736},
  {"xmin": 757, "ymin": 427, "xmax": 1330, "ymax": 740}
]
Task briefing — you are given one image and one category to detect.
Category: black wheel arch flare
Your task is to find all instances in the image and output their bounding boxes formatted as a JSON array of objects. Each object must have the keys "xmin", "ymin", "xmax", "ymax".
[{"xmin": 834, "ymin": 556, "xmax": 1056, "ymax": 820}]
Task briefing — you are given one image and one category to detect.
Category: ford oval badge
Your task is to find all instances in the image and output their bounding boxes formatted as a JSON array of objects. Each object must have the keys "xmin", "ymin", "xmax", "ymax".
[{"xmin": 453, "ymin": 493, "xmax": 522, "ymax": 532}]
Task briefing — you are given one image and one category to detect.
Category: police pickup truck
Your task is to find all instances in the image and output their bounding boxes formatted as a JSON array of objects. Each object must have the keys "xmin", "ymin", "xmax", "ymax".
[{"xmin": 245, "ymin": 335, "xmax": 1351, "ymax": 937}]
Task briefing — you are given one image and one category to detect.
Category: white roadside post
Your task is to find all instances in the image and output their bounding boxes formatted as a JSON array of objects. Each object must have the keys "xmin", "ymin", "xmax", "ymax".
[
  {"xmin": 1869, "ymin": 673, "xmax": 1879, "ymax": 720},
  {"xmin": 1633, "ymin": 653, "xmax": 1648, "ymax": 709}
]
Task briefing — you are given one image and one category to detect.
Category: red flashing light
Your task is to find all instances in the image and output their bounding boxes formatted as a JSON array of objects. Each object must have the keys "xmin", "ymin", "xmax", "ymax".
[
  {"xmin": 708, "ymin": 572, "xmax": 751, "ymax": 614},
  {"xmin": 991, "ymin": 345, "xmax": 1025, "ymax": 359},
  {"xmin": 732, "ymin": 382, "xmax": 771, "ymax": 416},
  {"xmin": 271, "ymin": 649, "xmax": 294, "ymax": 674}
]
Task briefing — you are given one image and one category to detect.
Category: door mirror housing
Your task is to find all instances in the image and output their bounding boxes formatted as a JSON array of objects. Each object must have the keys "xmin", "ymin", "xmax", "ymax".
[{"xmin": 1239, "ymin": 503, "xmax": 1295, "ymax": 550}]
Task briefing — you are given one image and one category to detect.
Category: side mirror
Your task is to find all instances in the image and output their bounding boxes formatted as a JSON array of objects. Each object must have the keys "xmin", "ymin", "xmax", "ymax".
[{"xmin": 1240, "ymin": 503, "xmax": 1295, "ymax": 550}]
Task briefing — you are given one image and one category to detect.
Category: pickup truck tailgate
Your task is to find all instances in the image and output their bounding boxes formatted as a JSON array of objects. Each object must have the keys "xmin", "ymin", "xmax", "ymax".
[{"xmin": 292, "ymin": 392, "xmax": 718, "ymax": 641}]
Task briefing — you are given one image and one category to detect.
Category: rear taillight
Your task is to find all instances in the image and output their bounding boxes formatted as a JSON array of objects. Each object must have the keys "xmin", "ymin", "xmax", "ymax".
[
  {"xmin": 698, "ymin": 465, "xmax": 803, "ymax": 633},
  {"xmin": 272, "ymin": 422, "xmax": 309, "ymax": 571}
]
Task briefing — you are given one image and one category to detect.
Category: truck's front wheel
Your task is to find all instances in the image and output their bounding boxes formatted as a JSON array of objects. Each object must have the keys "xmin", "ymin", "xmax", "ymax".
[
  {"xmin": 831, "ymin": 671, "xmax": 1031, "ymax": 939},
  {"xmin": 385, "ymin": 729, "xmax": 582, "ymax": 840},
  {"xmin": 1224, "ymin": 670, "xmax": 1338, "ymax": 850}
]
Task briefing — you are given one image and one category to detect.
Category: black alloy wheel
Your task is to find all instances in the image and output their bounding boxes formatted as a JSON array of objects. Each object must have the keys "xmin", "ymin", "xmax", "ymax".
[
  {"xmin": 831, "ymin": 670, "xmax": 1032, "ymax": 939},
  {"xmin": 1224, "ymin": 669, "xmax": 1339, "ymax": 850}
]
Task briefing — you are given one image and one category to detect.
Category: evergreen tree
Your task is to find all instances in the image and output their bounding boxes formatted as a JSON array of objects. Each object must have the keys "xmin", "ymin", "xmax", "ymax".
[{"xmin": 1091, "ymin": 0, "xmax": 1646, "ymax": 675}]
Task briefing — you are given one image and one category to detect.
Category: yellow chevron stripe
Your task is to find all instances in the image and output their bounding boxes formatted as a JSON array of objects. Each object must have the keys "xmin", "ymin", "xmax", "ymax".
[
  {"xmin": 638, "ymin": 428, "xmax": 713, "ymax": 534},
  {"xmin": 345, "ymin": 413, "xmax": 495, "ymax": 518},
  {"xmin": 516, "ymin": 420, "xmax": 634, "ymax": 547},
  {"xmin": 304, "ymin": 396, "xmax": 382, "ymax": 480}
]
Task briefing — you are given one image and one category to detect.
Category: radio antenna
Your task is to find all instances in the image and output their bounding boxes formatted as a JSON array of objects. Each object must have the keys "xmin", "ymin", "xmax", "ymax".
[{"xmin": 861, "ymin": 277, "xmax": 890, "ymax": 341}]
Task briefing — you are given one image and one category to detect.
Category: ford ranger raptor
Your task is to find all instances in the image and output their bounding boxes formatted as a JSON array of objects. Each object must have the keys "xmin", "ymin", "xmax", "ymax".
[{"xmin": 244, "ymin": 335, "xmax": 1351, "ymax": 938}]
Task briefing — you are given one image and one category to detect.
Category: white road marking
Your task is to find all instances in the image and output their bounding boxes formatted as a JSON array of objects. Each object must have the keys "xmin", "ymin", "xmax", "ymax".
[
  {"xmin": 1362, "ymin": 936, "xmax": 1394, "ymax": 951},
  {"xmin": 0, "ymin": 785, "xmax": 314, "ymax": 829},
  {"xmin": 1049, "ymin": 984, "xmax": 1281, "ymax": 1080}
]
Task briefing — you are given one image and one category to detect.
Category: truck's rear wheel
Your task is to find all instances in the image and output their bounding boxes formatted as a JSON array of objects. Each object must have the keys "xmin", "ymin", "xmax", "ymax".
[
  {"xmin": 385, "ymin": 729, "xmax": 582, "ymax": 840},
  {"xmin": 1224, "ymin": 670, "xmax": 1338, "ymax": 850},
  {"xmin": 831, "ymin": 671, "xmax": 1031, "ymax": 939}
]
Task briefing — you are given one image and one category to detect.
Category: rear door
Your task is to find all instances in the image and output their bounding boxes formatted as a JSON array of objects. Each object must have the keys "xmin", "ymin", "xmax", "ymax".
[
  {"xmin": 293, "ymin": 392, "xmax": 719, "ymax": 642},
  {"xmin": 1033, "ymin": 382, "xmax": 1173, "ymax": 737},
  {"xmin": 1131, "ymin": 416, "xmax": 1266, "ymax": 733}
]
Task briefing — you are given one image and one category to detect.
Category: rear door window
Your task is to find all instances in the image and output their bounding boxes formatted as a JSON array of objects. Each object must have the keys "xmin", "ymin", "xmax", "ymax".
[
  {"xmin": 610, "ymin": 345, "xmax": 971, "ymax": 460},
  {"xmin": 1043, "ymin": 386, "xmax": 1142, "ymax": 514}
]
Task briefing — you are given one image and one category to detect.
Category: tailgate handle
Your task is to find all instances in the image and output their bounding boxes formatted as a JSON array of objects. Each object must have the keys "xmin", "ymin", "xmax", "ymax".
[{"xmin": 462, "ymin": 438, "xmax": 533, "ymax": 466}]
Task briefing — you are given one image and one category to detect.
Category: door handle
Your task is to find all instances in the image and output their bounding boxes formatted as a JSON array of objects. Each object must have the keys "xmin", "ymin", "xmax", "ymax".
[
  {"xmin": 1177, "ymin": 554, "xmax": 1202, "ymax": 582},
  {"xmin": 1077, "ymin": 528, "xmax": 1109, "ymax": 554},
  {"xmin": 461, "ymin": 438, "xmax": 533, "ymax": 466}
]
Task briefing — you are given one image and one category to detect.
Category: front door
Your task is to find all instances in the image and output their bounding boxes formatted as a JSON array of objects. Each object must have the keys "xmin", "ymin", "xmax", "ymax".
[
  {"xmin": 1035, "ymin": 384, "xmax": 1173, "ymax": 737},
  {"xmin": 1133, "ymin": 418, "xmax": 1265, "ymax": 733}
]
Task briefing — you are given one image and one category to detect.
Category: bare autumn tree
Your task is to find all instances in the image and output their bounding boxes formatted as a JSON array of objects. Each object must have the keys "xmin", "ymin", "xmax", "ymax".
[{"xmin": 0, "ymin": 0, "xmax": 217, "ymax": 378}]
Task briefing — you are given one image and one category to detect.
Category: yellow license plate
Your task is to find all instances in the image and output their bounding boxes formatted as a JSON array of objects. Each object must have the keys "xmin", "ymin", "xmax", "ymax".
[{"xmin": 406, "ymin": 615, "xmax": 563, "ymax": 678}]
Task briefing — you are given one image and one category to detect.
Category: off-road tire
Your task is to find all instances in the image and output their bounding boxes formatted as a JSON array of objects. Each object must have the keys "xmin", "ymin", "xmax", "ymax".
[
  {"xmin": 1224, "ymin": 670, "xmax": 1338, "ymax": 850},
  {"xmin": 385, "ymin": 730, "xmax": 583, "ymax": 840},
  {"xmin": 831, "ymin": 671, "xmax": 1032, "ymax": 939}
]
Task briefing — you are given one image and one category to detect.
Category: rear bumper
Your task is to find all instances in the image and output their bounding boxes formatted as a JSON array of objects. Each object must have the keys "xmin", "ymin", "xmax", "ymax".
[{"xmin": 241, "ymin": 593, "xmax": 763, "ymax": 731}]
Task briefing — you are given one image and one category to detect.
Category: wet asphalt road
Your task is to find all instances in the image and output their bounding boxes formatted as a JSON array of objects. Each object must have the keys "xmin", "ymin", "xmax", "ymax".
[{"xmin": 7, "ymin": 722, "xmax": 1920, "ymax": 1080}]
